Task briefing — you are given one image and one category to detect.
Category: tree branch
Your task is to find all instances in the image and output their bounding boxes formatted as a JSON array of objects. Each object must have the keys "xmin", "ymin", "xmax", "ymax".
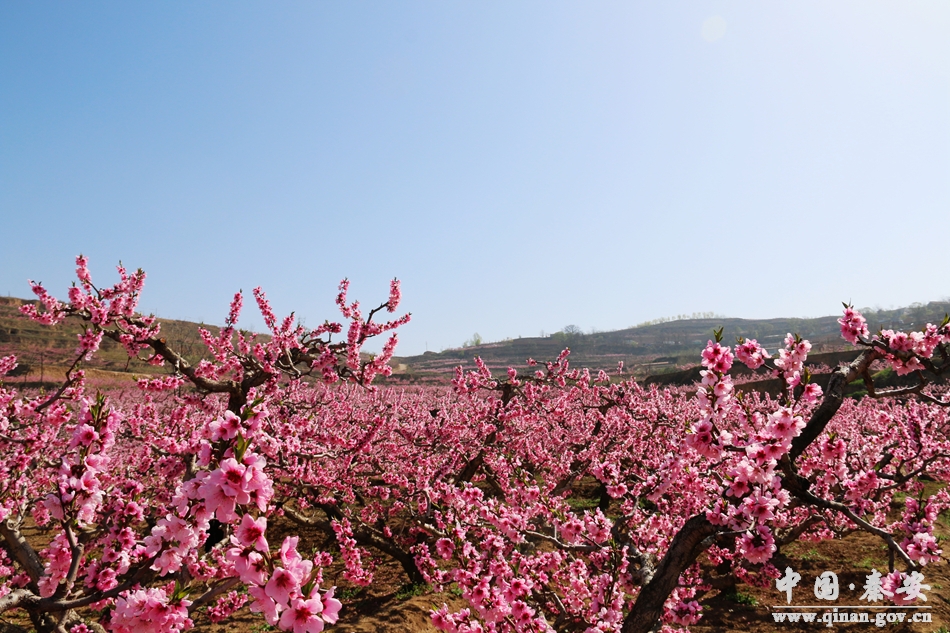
[
  {"xmin": 621, "ymin": 514, "xmax": 719, "ymax": 633},
  {"xmin": 790, "ymin": 348, "xmax": 881, "ymax": 462},
  {"xmin": 0, "ymin": 520, "xmax": 44, "ymax": 584}
]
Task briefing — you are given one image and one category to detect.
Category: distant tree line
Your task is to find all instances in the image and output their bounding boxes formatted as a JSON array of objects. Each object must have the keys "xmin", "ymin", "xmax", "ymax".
[{"xmin": 632, "ymin": 312, "xmax": 726, "ymax": 328}]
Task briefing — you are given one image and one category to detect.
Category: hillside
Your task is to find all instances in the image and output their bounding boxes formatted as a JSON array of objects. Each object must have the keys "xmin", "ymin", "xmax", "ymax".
[
  {"xmin": 0, "ymin": 296, "xmax": 227, "ymax": 386},
  {"xmin": 3, "ymin": 296, "xmax": 949, "ymax": 387},
  {"xmin": 387, "ymin": 301, "xmax": 950, "ymax": 383}
]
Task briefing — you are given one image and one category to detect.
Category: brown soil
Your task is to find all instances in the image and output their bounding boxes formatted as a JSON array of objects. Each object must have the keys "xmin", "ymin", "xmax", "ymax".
[{"xmin": 691, "ymin": 529, "xmax": 950, "ymax": 633}]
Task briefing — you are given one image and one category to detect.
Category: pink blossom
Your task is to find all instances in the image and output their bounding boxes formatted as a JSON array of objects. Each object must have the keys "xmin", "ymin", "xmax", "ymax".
[
  {"xmin": 435, "ymin": 538, "xmax": 455, "ymax": 560},
  {"xmin": 388, "ymin": 279, "xmax": 402, "ymax": 312},
  {"xmin": 0, "ymin": 355, "xmax": 19, "ymax": 377},
  {"xmin": 249, "ymin": 585, "xmax": 282, "ymax": 625},
  {"xmin": 236, "ymin": 513, "xmax": 269, "ymax": 552},
  {"xmin": 111, "ymin": 588, "xmax": 192, "ymax": 633},
  {"xmin": 279, "ymin": 596, "xmax": 327, "ymax": 633},
  {"xmin": 838, "ymin": 306, "xmax": 869, "ymax": 343},
  {"xmin": 320, "ymin": 588, "xmax": 342, "ymax": 624},
  {"xmin": 266, "ymin": 567, "xmax": 300, "ymax": 607}
]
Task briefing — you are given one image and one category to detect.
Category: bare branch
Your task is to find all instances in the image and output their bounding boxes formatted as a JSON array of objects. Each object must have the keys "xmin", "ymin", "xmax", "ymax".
[
  {"xmin": 188, "ymin": 577, "xmax": 241, "ymax": 615},
  {"xmin": 0, "ymin": 588, "xmax": 32, "ymax": 612}
]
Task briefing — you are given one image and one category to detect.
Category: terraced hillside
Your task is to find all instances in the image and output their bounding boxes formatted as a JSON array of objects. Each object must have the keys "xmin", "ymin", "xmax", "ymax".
[
  {"xmin": 0, "ymin": 296, "xmax": 225, "ymax": 386},
  {"xmin": 3, "ymin": 295, "xmax": 948, "ymax": 387},
  {"xmin": 388, "ymin": 301, "xmax": 950, "ymax": 383}
]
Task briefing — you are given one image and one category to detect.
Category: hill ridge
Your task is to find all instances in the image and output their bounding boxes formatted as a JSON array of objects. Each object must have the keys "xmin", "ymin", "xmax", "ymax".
[
  {"xmin": 3, "ymin": 295, "xmax": 948, "ymax": 385},
  {"xmin": 389, "ymin": 300, "xmax": 950, "ymax": 382}
]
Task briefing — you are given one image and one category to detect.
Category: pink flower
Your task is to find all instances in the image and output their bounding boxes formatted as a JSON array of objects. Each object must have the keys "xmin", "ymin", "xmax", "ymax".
[
  {"xmin": 743, "ymin": 491, "xmax": 780, "ymax": 521},
  {"xmin": 201, "ymin": 482, "xmax": 238, "ymax": 523},
  {"xmin": 209, "ymin": 411, "xmax": 242, "ymax": 441},
  {"xmin": 738, "ymin": 526, "xmax": 775, "ymax": 564},
  {"xmin": 838, "ymin": 306, "xmax": 869, "ymax": 343},
  {"xmin": 110, "ymin": 588, "xmax": 192, "ymax": 633},
  {"xmin": 236, "ymin": 514, "xmax": 269, "ymax": 552},
  {"xmin": 726, "ymin": 479, "xmax": 750, "ymax": 498},
  {"xmin": 199, "ymin": 455, "xmax": 274, "ymax": 522},
  {"xmin": 0, "ymin": 354, "xmax": 17, "ymax": 376},
  {"xmin": 766, "ymin": 408, "xmax": 804, "ymax": 441},
  {"xmin": 266, "ymin": 567, "xmax": 300, "ymax": 607},
  {"xmin": 713, "ymin": 380, "xmax": 733, "ymax": 398},
  {"xmin": 228, "ymin": 548, "xmax": 269, "ymax": 586},
  {"xmin": 279, "ymin": 536, "xmax": 313, "ymax": 578},
  {"xmin": 735, "ymin": 339, "xmax": 769, "ymax": 369},
  {"xmin": 249, "ymin": 585, "xmax": 282, "ymax": 625},
  {"xmin": 71, "ymin": 423, "xmax": 99, "ymax": 448},
  {"xmin": 701, "ymin": 341, "xmax": 733, "ymax": 372},
  {"xmin": 279, "ymin": 596, "xmax": 326, "ymax": 633},
  {"xmin": 76, "ymin": 328, "xmax": 103, "ymax": 360},
  {"xmin": 888, "ymin": 331, "xmax": 913, "ymax": 352},
  {"xmin": 320, "ymin": 588, "xmax": 342, "ymax": 624},
  {"xmin": 388, "ymin": 279, "xmax": 402, "ymax": 312},
  {"xmin": 903, "ymin": 532, "xmax": 941, "ymax": 565},
  {"xmin": 435, "ymin": 538, "xmax": 454, "ymax": 560},
  {"xmin": 210, "ymin": 458, "xmax": 249, "ymax": 500}
]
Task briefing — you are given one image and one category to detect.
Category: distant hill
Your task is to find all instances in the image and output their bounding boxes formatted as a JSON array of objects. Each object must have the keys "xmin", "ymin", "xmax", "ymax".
[
  {"xmin": 387, "ymin": 301, "xmax": 950, "ymax": 383},
  {"xmin": 0, "ymin": 296, "xmax": 227, "ymax": 387},
  {"xmin": 2, "ymin": 295, "xmax": 948, "ymax": 388}
]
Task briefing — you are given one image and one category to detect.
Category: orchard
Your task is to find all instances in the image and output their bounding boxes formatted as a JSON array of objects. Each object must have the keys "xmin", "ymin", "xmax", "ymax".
[{"xmin": 1, "ymin": 257, "xmax": 948, "ymax": 633}]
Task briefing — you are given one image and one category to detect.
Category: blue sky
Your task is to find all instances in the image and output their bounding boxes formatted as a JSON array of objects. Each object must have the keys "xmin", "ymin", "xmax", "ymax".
[{"xmin": 2, "ymin": 2, "xmax": 948, "ymax": 356}]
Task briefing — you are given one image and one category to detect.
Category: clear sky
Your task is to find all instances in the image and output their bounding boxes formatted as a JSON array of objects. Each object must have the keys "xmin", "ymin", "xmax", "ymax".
[{"xmin": 2, "ymin": 2, "xmax": 948, "ymax": 356}]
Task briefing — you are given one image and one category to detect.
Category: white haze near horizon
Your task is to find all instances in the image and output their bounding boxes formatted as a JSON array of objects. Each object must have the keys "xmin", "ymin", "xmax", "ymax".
[{"xmin": 1, "ymin": 2, "xmax": 948, "ymax": 356}]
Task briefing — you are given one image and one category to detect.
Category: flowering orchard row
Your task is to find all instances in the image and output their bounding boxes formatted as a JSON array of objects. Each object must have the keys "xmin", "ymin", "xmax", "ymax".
[{"xmin": 1, "ymin": 257, "xmax": 948, "ymax": 633}]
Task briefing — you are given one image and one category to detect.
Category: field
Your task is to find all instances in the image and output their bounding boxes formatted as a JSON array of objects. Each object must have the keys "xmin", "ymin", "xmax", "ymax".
[
  {"xmin": 4, "ymin": 511, "xmax": 948, "ymax": 633},
  {"xmin": 2, "ymin": 278, "xmax": 950, "ymax": 633},
  {"xmin": 4, "ymin": 487, "xmax": 948, "ymax": 633}
]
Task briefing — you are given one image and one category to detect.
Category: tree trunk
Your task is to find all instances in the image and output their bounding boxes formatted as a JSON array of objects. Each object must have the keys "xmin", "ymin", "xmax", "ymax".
[{"xmin": 621, "ymin": 514, "xmax": 719, "ymax": 633}]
